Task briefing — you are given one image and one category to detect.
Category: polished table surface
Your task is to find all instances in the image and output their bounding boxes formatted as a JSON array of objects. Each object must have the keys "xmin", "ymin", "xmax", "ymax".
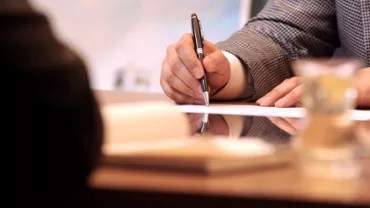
[
  {"xmin": 95, "ymin": 90, "xmax": 172, "ymax": 104},
  {"xmin": 88, "ymin": 90, "xmax": 370, "ymax": 207}
]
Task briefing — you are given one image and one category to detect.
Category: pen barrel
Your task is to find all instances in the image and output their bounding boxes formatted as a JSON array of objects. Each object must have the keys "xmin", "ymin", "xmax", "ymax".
[
  {"xmin": 191, "ymin": 13, "xmax": 208, "ymax": 94},
  {"xmin": 197, "ymin": 52, "xmax": 204, "ymax": 61},
  {"xmin": 200, "ymin": 75, "xmax": 208, "ymax": 91}
]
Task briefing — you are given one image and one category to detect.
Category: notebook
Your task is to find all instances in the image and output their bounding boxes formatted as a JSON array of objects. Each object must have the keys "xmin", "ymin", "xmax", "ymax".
[
  {"xmin": 103, "ymin": 137, "xmax": 292, "ymax": 174},
  {"xmin": 100, "ymin": 102, "xmax": 293, "ymax": 174}
]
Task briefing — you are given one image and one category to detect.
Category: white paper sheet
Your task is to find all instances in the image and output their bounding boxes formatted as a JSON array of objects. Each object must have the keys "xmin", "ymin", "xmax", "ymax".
[
  {"xmin": 177, "ymin": 104, "xmax": 292, "ymax": 116},
  {"xmin": 177, "ymin": 104, "xmax": 370, "ymax": 121}
]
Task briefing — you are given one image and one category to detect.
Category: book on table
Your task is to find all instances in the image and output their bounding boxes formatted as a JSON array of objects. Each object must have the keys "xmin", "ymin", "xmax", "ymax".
[{"xmin": 100, "ymin": 102, "xmax": 293, "ymax": 174}]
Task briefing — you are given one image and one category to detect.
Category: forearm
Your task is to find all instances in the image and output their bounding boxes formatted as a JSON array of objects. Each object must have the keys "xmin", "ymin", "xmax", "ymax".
[
  {"xmin": 211, "ymin": 51, "xmax": 254, "ymax": 101},
  {"xmin": 215, "ymin": 0, "xmax": 339, "ymax": 100},
  {"xmin": 245, "ymin": 117, "xmax": 291, "ymax": 143},
  {"xmin": 217, "ymin": 33, "xmax": 293, "ymax": 100}
]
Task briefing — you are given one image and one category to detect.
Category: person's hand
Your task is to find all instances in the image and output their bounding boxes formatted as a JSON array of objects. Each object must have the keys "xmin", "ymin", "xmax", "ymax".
[
  {"xmin": 257, "ymin": 67, "xmax": 370, "ymax": 108},
  {"xmin": 160, "ymin": 33, "xmax": 231, "ymax": 104},
  {"xmin": 267, "ymin": 116, "xmax": 301, "ymax": 135},
  {"xmin": 187, "ymin": 113, "xmax": 205, "ymax": 134},
  {"xmin": 256, "ymin": 77, "xmax": 303, "ymax": 107},
  {"xmin": 187, "ymin": 113, "xmax": 229, "ymax": 136},
  {"xmin": 355, "ymin": 67, "xmax": 370, "ymax": 107}
]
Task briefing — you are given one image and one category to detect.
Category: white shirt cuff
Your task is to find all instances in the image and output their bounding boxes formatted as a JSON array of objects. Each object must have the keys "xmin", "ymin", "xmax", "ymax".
[{"xmin": 211, "ymin": 51, "xmax": 247, "ymax": 100}]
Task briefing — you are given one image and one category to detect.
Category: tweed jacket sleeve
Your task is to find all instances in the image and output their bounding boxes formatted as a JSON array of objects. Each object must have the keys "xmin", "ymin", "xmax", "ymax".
[
  {"xmin": 241, "ymin": 116, "xmax": 291, "ymax": 144},
  {"xmin": 216, "ymin": 0, "xmax": 340, "ymax": 101}
]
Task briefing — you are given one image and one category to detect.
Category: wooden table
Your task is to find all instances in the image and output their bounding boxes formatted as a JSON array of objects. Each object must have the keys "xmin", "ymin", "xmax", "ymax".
[
  {"xmin": 80, "ymin": 90, "xmax": 370, "ymax": 208},
  {"xmin": 94, "ymin": 90, "xmax": 172, "ymax": 104}
]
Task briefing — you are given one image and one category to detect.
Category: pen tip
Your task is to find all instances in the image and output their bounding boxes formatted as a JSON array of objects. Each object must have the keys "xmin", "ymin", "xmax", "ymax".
[
  {"xmin": 191, "ymin": 13, "xmax": 197, "ymax": 18},
  {"xmin": 203, "ymin": 91, "xmax": 210, "ymax": 107}
]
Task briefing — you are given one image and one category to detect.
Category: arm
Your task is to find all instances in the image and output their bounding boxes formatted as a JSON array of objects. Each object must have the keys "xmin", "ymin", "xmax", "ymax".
[
  {"xmin": 4, "ymin": 0, "xmax": 103, "ymax": 198},
  {"xmin": 243, "ymin": 117, "xmax": 292, "ymax": 144},
  {"xmin": 215, "ymin": 0, "xmax": 340, "ymax": 100},
  {"xmin": 211, "ymin": 51, "xmax": 255, "ymax": 101}
]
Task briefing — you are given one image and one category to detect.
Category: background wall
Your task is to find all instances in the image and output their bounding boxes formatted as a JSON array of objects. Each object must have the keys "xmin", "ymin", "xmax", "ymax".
[{"xmin": 29, "ymin": 0, "xmax": 267, "ymax": 92}]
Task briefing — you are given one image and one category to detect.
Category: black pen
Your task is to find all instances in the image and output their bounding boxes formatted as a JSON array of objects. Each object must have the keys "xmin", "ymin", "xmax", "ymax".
[{"xmin": 191, "ymin": 13, "xmax": 209, "ymax": 106}]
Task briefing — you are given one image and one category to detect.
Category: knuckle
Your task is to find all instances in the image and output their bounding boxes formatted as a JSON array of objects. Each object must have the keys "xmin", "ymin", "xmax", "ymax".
[
  {"xmin": 271, "ymin": 86, "xmax": 281, "ymax": 95},
  {"xmin": 161, "ymin": 81, "xmax": 174, "ymax": 99},
  {"xmin": 166, "ymin": 52, "xmax": 178, "ymax": 67},
  {"xmin": 282, "ymin": 78, "xmax": 290, "ymax": 84},
  {"xmin": 162, "ymin": 71, "xmax": 172, "ymax": 83},
  {"xmin": 175, "ymin": 39, "xmax": 185, "ymax": 52},
  {"xmin": 160, "ymin": 78, "xmax": 165, "ymax": 88},
  {"xmin": 181, "ymin": 33, "xmax": 192, "ymax": 42},
  {"xmin": 166, "ymin": 43, "xmax": 175, "ymax": 55},
  {"xmin": 178, "ymin": 97, "xmax": 188, "ymax": 104},
  {"xmin": 269, "ymin": 87, "xmax": 283, "ymax": 97},
  {"xmin": 161, "ymin": 61, "xmax": 170, "ymax": 81},
  {"xmin": 161, "ymin": 58, "xmax": 167, "ymax": 70},
  {"xmin": 160, "ymin": 79, "xmax": 164, "ymax": 88},
  {"xmin": 204, "ymin": 60, "xmax": 214, "ymax": 73},
  {"xmin": 206, "ymin": 55, "xmax": 215, "ymax": 67},
  {"xmin": 176, "ymin": 34, "xmax": 192, "ymax": 51},
  {"xmin": 205, "ymin": 54, "xmax": 214, "ymax": 65},
  {"xmin": 290, "ymin": 77, "xmax": 301, "ymax": 85},
  {"xmin": 289, "ymin": 89, "xmax": 301, "ymax": 98},
  {"xmin": 295, "ymin": 101, "xmax": 302, "ymax": 107},
  {"xmin": 163, "ymin": 85, "xmax": 177, "ymax": 100},
  {"xmin": 167, "ymin": 90, "xmax": 176, "ymax": 99},
  {"xmin": 188, "ymin": 59, "xmax": 198, "ymax": 71},
  {"xmin": 169, "ymin": 59, "xmax": 182, "ymax": 74}
]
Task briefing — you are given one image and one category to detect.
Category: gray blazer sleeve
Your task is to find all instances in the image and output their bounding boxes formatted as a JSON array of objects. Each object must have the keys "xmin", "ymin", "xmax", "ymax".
[
  {"xmin": 217, "ymin": 0, "xmax": 340, "ymax": 100},
  {"xmin": 242, "ymin": 116, "xmax": 291, "ymax": 144}
]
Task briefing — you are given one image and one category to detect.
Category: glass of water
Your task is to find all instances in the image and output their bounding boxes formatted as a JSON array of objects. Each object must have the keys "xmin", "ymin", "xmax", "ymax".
[{"xmin": 292, "ymin": 58, "xmax": 362, "ymax": 179}]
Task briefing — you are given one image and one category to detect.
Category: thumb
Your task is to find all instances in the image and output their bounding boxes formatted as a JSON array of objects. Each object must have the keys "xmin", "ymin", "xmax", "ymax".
[
  {"xmin": 203, "ymin": 50, "xmax": 229, "ymax": 75},
  {"xmin": 203, "ymin": 39, "xmax": 219, "ymax": 55}
]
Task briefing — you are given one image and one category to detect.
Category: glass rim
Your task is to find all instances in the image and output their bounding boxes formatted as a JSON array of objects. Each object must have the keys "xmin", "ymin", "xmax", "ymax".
[{"xmin": 292, "ymin": 58, "xmax": 363, "ymax": 77}]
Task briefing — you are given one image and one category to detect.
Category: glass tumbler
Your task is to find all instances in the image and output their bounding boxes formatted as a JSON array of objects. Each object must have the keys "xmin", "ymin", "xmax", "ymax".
[{"xmin": 292, "ymin": 58, "xmax": 362, "ymax": 179}]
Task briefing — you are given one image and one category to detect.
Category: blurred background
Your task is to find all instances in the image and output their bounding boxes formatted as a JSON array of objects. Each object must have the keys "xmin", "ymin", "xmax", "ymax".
[{"xmin": 29, "ymin": 0, "xmax": 268, "ymax": 92}]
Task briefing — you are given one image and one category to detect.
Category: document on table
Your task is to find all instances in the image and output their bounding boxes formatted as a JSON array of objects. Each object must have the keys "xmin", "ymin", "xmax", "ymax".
[{"xmin": 177, "ymin": 104, "xmax": 370, "ymax": 121}]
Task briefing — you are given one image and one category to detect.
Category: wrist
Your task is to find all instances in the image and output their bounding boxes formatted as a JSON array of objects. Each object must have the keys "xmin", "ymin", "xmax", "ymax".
[{"xmin": 211, "ymin": 51, "xmax": 248, "ymax": 100}]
